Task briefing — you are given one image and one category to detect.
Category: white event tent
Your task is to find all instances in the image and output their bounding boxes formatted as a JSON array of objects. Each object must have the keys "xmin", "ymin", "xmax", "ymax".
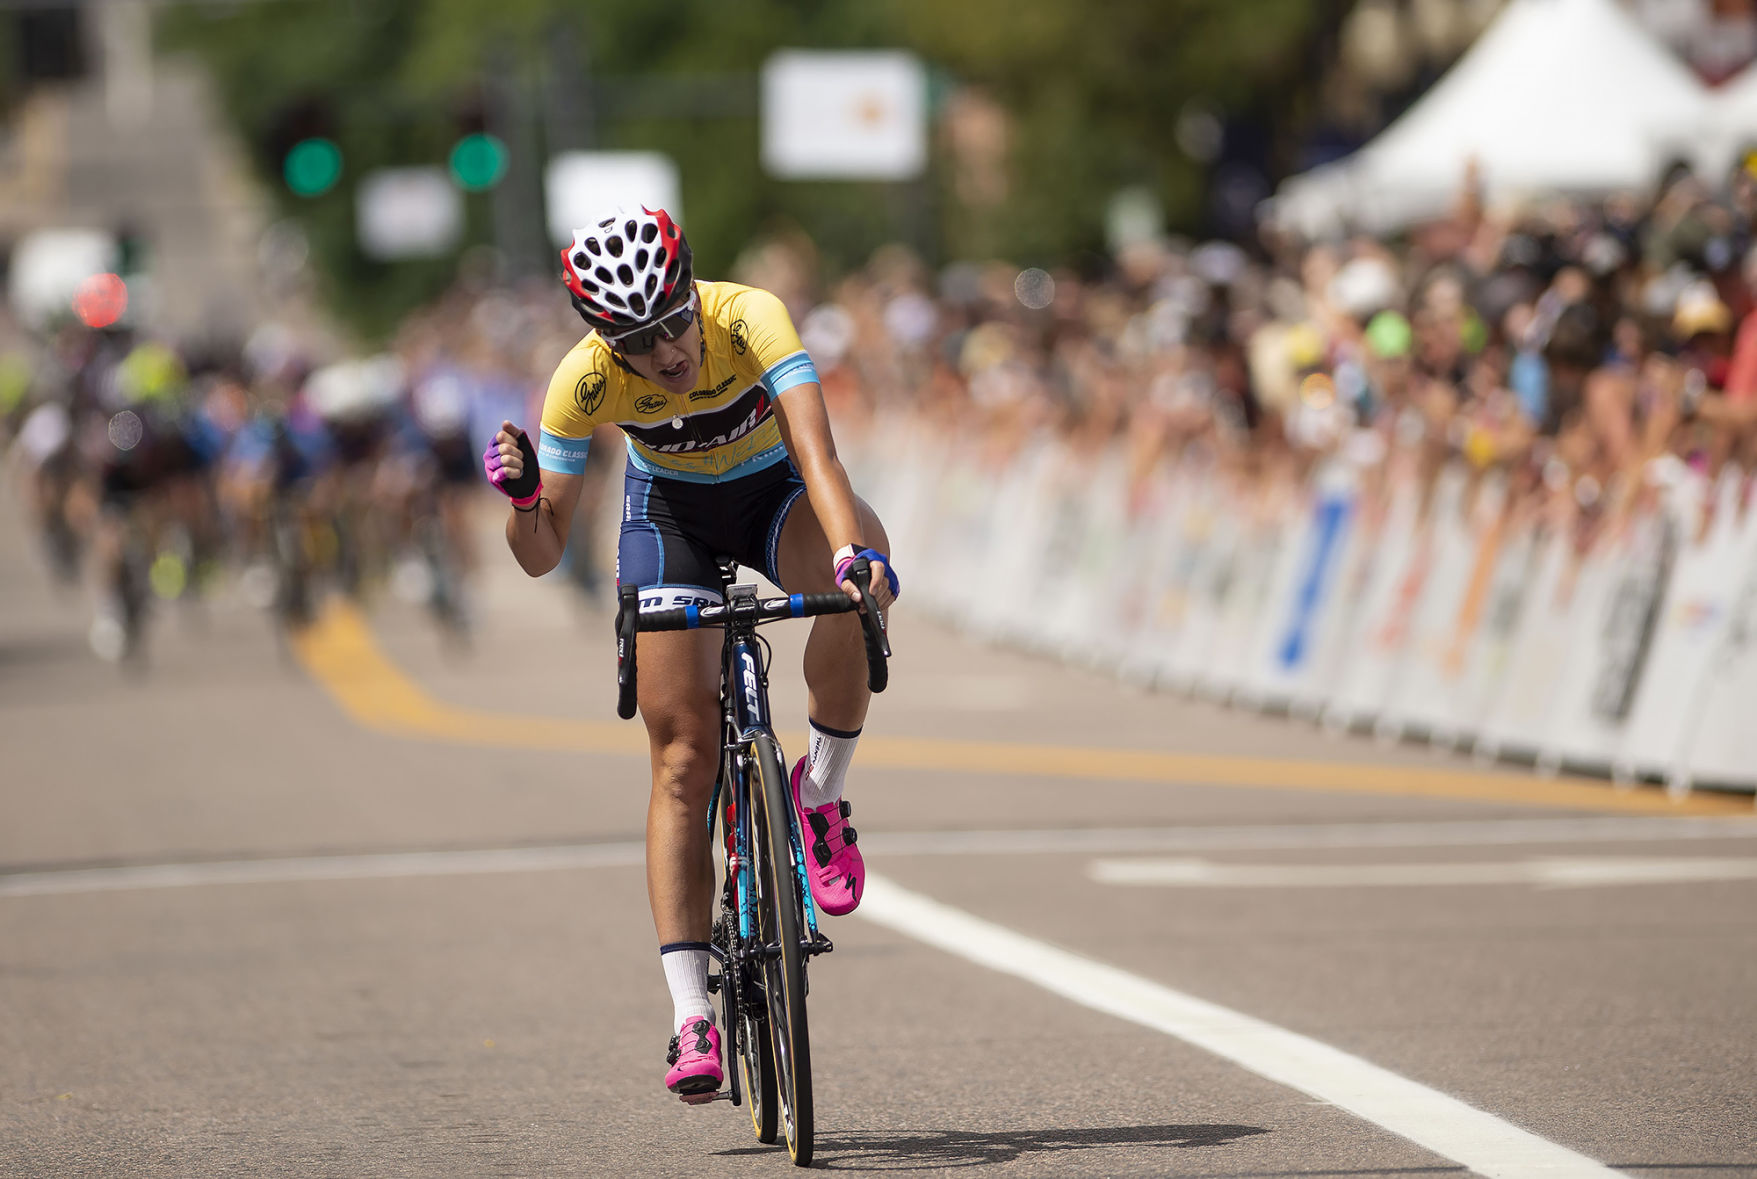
[{"xmin": 1273, "ymin": 0, "xmax": 1714, "ymax": 237}]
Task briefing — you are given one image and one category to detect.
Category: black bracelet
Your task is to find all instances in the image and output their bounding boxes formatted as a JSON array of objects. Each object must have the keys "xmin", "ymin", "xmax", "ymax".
[{"xmin": 515, "ymin": 496, "xmax": 548, "ymax": 532}]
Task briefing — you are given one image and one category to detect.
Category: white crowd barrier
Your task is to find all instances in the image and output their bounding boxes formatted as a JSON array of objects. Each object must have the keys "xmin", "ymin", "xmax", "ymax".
[{"xmin": 846, "ymin": 413, "xmax": 1757, "ymax": 797}]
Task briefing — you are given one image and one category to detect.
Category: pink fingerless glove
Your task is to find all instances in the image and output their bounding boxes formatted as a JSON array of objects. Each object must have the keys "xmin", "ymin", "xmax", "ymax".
[{"xmin": 483, "ymin": 429, "xmax": 542, "ymax": 507}]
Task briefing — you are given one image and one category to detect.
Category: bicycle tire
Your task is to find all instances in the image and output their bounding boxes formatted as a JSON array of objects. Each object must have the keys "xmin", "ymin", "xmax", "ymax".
[
  {"xmin": 734, "ymin": 980, "xmax": 779, "ymax": 1143},
  {"xmin": 750, "ymin": 732, "xmax": 813, "ymax": 1166},
  {"xmin": 717, "ymin": 872, "xmax": 777, "ymax": 1142}
]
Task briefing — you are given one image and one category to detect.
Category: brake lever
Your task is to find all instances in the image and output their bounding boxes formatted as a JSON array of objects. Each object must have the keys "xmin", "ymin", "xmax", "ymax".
[{"xmin": 847, "ymin": 558, "xmax": 891, "ymax": 691}]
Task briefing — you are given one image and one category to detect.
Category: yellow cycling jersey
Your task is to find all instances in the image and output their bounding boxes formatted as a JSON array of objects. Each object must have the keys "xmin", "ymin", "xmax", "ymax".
[{"xmin": 536, "ymin": 280, "xmax": 820, "ymax": 483}]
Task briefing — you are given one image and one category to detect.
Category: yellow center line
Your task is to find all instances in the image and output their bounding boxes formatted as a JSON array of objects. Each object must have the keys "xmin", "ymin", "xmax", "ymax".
[
  {"xmin": 290, "ymin": 602, "xmax": 648, "ymax": 755},
  {"xmin": 291, "ymin": 603, "xmax": 1753, "ymax": 818}
]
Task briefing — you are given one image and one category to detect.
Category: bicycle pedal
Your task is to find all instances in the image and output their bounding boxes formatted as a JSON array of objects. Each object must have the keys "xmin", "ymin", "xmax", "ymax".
[{"xmin": 677, "ymin": 1089, "xmax": 732, "ymax": 1106}]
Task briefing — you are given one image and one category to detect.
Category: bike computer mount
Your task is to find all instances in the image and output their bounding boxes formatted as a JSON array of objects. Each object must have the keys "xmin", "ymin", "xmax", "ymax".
[{"xmin": 726, "ymin": 583, "xmax": 759, "ymax": 618}]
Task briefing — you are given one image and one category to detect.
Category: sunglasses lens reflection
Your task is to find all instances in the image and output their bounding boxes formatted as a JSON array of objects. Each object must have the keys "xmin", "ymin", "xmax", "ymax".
[{"xmin": 616, "ymin": 306, "xmax": 694, "ymax": 355}]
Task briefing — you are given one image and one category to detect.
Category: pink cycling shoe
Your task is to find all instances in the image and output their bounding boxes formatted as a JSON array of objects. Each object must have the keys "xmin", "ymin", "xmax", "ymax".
[
  {"xmin": 664, "ymin": 1017, "xmax": 723, "ymax": 1097},
  {"xmin": 791, "ymin": 756, "xmax": 865, "ymax": 916}
]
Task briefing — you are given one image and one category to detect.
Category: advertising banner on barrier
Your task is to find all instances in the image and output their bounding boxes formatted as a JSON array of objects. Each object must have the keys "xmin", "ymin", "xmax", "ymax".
[
  {"xmin": 1617, "ymin": 470, "xmax": 1750, "ymax": 778},
  {"xmin": 846, "ymin": 427, "xmax": 1757, "ymax": 794},
  {"xmin": 1386, "ymin": 466, "xmax": 1484, "ymax": 743},
  {"xmin": 1687, "ymin": 532, "xmax": 1757, "ymax": 788},
  {"xmin": 1453, "ymin": 521, "xmax": 1536, "ymax": 745},
  {"xmin": 1251, "ymin": 468, "xmax": 1354, "ymax": 707},
  {"xmin": 1327, "ymin": 481, "xmax": 1423, "ymax": 732}
]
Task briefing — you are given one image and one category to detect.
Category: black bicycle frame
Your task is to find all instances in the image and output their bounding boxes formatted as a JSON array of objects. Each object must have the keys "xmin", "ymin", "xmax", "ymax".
[{"xmin": 712, "ymin": 584, "xmax": 825, "ymax": 958}]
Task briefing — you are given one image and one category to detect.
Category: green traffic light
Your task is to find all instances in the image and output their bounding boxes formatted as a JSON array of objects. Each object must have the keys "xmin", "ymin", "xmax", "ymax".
[
  {"xmin": 284, "ymin": 137, "xmax": 342, "ymax": 197},
  {"xmin": 449, "ymin": 133, "xmax": 508, "ymax": 191}
]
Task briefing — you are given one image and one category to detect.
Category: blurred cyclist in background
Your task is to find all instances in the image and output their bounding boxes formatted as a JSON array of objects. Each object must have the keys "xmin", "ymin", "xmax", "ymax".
[
  {"xmin": 303, "ymin": 355, "xmax": 406, "ymax": 598},
  {"xmin": 87, "ymin": 330, "xmax": 189, "ymax": 661},
  {"xmin": 5, "ymin": 325, "xmax": 88, "ymax": 584},
  {"xmin": 482, "ymin": 208, "xmax": 898, "ymax": 1100},
  {"xmin": 396, "ymin": 325, "xmax": 483, "ymax": 642}
]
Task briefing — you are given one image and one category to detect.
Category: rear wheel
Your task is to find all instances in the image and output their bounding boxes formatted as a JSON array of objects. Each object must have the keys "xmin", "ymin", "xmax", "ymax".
[
  {"xmin": 717, "ymin": 764, "xmax": 779, "ymax": 1144},
  {"xmin": 719, "ymin": 898, "xmax": 778, "ymax": 1143},
  {"xmin": 750, "ymin": 733, "xmax": 812, "ymax": 1166},
  {"xmin": 736, "ymin": 986, "xmax": 779, "ymax": 1143}
]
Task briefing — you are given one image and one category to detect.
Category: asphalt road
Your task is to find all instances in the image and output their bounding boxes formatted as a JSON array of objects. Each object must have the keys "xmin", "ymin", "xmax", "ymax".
[{"xmin": 2, "ymin": 492, "xmax": 1754, "ymax": 1178}]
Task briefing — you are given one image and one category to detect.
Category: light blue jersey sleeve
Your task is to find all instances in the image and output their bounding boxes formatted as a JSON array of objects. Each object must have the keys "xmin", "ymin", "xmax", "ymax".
[
  {"xmin": 760, "ymin": 350, "xmax": 819, "ymax": 397},
  {"xmin": 538, "ymin": 429, "xmax": 590, "ymax": 475}
]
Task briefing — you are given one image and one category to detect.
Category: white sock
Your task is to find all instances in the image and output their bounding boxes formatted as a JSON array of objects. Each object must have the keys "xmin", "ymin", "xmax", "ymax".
[
  {"xmin": 659, "ymin": 942, "xmax": 714, "ymax": 1028},
  {"xmin": 800, "ymin": 720, "xmax": 861, "ymax": 809}
]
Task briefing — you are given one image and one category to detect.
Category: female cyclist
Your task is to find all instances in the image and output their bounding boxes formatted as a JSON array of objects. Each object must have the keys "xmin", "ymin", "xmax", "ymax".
[{"xmin": 481, "ymin": 208, "xmax": 898, "ymax": 1100}]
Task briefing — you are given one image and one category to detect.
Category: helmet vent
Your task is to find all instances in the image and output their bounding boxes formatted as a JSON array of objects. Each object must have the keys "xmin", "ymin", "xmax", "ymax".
[
  {"xmin": 605, "ymin": 291, "xmax": 626, "ymax": 309},
  {"xmin": 572, "ymin": 252, "xmax": 589, "ymax": 269},
  {"xmin": 594, "ymin": 266, "xmax": 615, "ymax": 284},
  {"xmin": 641, "ymin": 223, "xmax": 658, "ymax": 243},
  {"xmin": 634, "ymin": 248, "xmax": 649, "ymax": 269},
  {"xmin": 617, "ymin": 263, "xmax": 634, "ymax": 285},
  {"xmin": 585, "ymin": 238, "xmax": 602, "ymax": 256},
  {"xmin": 644, "ymin": 274, "xmax": 658, "ymax": 297},
  {"xmin": 624, "ymin": 219, "xmax": 637, "ymax": 239},
  {"xmin": 629, "ymin": 293, "xmax": 647, "ymax": 317},
  {"xmin": 606, "ymin": 235, "xmax": 623, "ymax": 258}
]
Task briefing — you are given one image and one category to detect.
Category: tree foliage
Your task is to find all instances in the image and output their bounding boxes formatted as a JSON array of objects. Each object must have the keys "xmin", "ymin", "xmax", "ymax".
[{"xmin": 161, "ymin": 0, "xmax": 1315, "ymax": 336}]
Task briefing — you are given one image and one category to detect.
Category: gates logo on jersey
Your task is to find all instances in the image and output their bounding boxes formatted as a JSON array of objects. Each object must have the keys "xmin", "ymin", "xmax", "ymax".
[
  {"xmin": 575, "ymin": 371, "xmax": 607, "ymax": 415},
  {"xmin": 634, "ymin": 393, "xmax": 669, "ymax": 415}
]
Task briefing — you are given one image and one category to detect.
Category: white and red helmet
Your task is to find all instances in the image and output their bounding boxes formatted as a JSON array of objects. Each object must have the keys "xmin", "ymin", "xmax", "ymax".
[{"xmin": 559, "ymin": 207, "xmax": 693, "ymax": 332}]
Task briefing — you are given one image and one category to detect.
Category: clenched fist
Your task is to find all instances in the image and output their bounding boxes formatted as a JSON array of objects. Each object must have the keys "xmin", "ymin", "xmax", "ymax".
[{"xmin": 483, "ymin": 421, "xmax": 541, "ymax": 506}]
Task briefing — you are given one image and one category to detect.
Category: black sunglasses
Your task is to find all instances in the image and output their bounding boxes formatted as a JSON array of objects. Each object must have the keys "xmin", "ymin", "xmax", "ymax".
[{"xmin": 606, "ymin": 297, "xmax": 697, "ymax": 356}]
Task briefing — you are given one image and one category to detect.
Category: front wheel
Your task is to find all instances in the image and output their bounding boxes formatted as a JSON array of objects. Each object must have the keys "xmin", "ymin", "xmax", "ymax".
[{"xmin": 750, "ymin": 733, "xmax": 813, "ymax": 1166}]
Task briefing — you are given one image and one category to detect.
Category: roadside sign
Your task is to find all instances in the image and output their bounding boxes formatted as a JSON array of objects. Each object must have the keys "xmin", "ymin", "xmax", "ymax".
[
  {"xmin": 544, "ymin": 152, "xmax": 682, "ymax": 245},
  {"xmin": 9, "ymin": 229, "xmax": 117, "ymax": 328},
  {"xmin": 355, "ymin": 168, "xmax": 463, "ymax": 260},
  {"xmin": 761, "ymin": 50, "xmax": 926, "ymax": 180}
]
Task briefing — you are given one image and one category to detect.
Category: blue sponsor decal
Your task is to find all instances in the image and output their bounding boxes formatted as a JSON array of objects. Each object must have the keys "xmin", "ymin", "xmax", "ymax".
[{"xmin": 1277, "ymin": 494, "xmax": 1351, "ymax": 670}]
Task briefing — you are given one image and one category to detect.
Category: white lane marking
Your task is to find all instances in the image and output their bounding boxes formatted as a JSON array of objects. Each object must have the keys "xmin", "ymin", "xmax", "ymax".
[
  {"xmin": 866, "ymin": 815, "xmax": 1757, "ymax": 857},
  {"xmin": 2, "ymin": 816, "xmax": 1754, "ymax": 899},
  {"xmin": 0, "ymin": 843, "xmax": 646, "ymax": 898},
  {"xmin": 1089, "ymin": 856, "xmax": 1757, "ymax": 889},
  {"xmin": 858, "ymin": 872, "xmax": 1621, "ymax": 1179}
]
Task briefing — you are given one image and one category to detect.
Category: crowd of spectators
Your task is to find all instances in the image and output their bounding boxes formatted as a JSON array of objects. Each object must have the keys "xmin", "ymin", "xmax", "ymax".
[
  {"xmin": 722, "ymin": 157, "xmax": 1757, "ymax": 553},
  {"xmin": 10, "ymin": 153, "xmax": 1757, "ymax": 639}
]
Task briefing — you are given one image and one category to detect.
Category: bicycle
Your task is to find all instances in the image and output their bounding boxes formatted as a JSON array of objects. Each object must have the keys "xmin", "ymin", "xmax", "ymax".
[{"xmin": 614, "ymin": 558, "xmax": 890, "ymax": 1168}]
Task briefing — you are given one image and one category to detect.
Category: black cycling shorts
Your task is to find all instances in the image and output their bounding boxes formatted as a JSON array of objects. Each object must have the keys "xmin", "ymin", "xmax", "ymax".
[{"xmin": 616, "ymin": 459, "xmax": 807, "ymax": 610}]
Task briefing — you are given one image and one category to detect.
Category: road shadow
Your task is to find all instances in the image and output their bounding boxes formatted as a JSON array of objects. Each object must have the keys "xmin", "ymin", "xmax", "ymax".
[{"xmin": 717, "ymin": 1123, "xmax": 1267, "ymax": 1170}]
